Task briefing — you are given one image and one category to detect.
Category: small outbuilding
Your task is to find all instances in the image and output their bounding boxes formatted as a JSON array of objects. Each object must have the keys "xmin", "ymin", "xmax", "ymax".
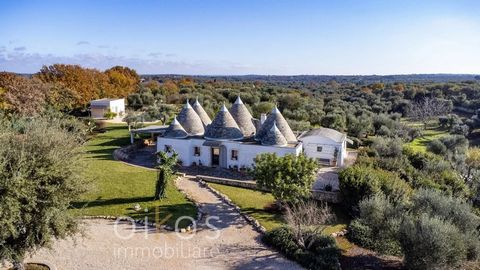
[
  {"xmin": 90, "ymin": 98, "xmax": 125, "ymax": 119},
  {"xmin": 299, "ymin": 128, "xmax": 351, "ymax": 167}
]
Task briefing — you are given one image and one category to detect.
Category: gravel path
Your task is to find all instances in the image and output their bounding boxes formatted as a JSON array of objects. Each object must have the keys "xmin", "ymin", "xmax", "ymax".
[{"xmin": 26, "ymin": 178, "xmax": 301, "ymax": 270}]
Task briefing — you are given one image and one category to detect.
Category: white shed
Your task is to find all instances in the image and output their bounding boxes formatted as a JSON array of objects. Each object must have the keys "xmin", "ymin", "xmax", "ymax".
[
  {"xmin": 90, "ymin": 98, "xmax": 125, "ymax": 119},
  {"xmin": 299, "ymin": 128, "xmax": 350, "ymax": 167}
]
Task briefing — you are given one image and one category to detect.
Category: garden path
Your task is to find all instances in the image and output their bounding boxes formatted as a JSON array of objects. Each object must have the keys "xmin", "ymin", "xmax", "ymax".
[{"xmin": 25, "ymin": 178, "xmax": 301, "ymax": 270}]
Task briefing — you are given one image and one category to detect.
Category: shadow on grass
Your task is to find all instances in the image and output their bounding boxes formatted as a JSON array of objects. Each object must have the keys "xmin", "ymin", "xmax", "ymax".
[
  {"xmin": 340, "ymin": 254, "xmax": 404, "ymax": 270},
  {"xmin": 71, "ymin": 196, "xmax": 156, "ymax": 209}
]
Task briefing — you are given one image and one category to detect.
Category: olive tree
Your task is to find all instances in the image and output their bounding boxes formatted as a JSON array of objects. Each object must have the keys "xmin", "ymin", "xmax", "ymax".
[
  {"xmin": 0, "ymin": 115, "xmax": 89, "ymax": 270},
  {"xmin": 254, "ymin": 153, "xmax": 318, "ymax": 204}
]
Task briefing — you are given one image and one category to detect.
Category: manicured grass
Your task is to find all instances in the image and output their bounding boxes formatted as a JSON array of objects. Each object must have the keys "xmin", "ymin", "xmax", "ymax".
[
  {"xmin": 71, "ymin": 124, "xmax": 196, "ymax": 228},
  {"xmin": 209, "ymin": 183, "xmax": 284, "ymax": 231},
  {"xmin": 208, "ymin": 183, "xmax": 349, "ymax": 234}
]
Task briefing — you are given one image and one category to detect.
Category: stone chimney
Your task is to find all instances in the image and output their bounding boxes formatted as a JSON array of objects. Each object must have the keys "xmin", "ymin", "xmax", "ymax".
[{"xmin": 260, "ymin": 113, "xmax": 267, "ymax": 125}]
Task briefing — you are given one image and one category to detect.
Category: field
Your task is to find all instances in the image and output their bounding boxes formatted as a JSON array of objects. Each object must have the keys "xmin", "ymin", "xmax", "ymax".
[
  {"xmin": 70, "ymin": 123, "xmax": 196, "ymax": 227},
  {"xmin": 402, "ymin": 119, "xmax": 449, "ymax": 152}
]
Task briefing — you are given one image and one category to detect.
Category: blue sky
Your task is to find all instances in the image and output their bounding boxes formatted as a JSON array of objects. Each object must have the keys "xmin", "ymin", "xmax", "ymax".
[{"xmin": 1, "ymin": 0, "xmax": 479, "ymax": 75}]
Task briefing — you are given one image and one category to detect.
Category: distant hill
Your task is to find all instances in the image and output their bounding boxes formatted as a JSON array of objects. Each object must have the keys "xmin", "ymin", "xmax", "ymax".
[{"xmin": 142, "ymin": 74, "xmax": 480, "ymax": 84}]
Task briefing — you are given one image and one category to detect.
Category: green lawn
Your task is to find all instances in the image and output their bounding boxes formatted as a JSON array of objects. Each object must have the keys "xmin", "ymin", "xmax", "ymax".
[
  {"xmin": 71, "ymin": 124, "xmax": 196, "ymax": 228},
  {"xmin": 208, "ymin": 183, "xmax": 349, "ymax": 234},
  {"xmin": 406, "ymin": 127, "xmax": 449, "ymax": 153},
  {"xmin": 209, "ymin": 183, "xmax": 284, "ymax": 231}
]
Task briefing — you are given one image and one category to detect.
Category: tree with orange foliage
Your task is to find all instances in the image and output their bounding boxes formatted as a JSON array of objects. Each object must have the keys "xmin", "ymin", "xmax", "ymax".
[
  {"xmin": 0, "ymin": 72, "xmax": 48, "ymax": 115},
  {"xmin": 105, "ymin": 66, "xmax": 140, "ymax": 97},
  {"xmin": 36, "ymin": 64, "xmax": 140, "ymax": 109}
]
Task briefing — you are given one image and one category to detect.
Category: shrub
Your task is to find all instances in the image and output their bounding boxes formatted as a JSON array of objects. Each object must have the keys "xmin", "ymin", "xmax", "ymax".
[
  {"xmin": 370, "ymin": 137, "xmax": 403, "ymax": 158},
  {"xmin": 255, "ymin": 153, "xmax": 318, "ymax": 204},
  {"xmin": 0, "ymin": 115, "xmax": 89, "ymax": 268},
  {"xmin": 348, "ymin": 194, "xmax": 403, "ymax": 256},
  {"xmin": 264, "ymin": 226, "xmax": 340, "ymax": 270},
  {"xmin": 339, "ymin": 165, "xmax": 411, "ymax": 215},
  {"xmin": 350, "ymin": 189, "xmax": 480, "ymax": 268},
  {"xmin": 399, "ymin": 214, "xmax": 467, "ymax": 270},
  {"xmin": 103, "ymin": 111, "xmax": 117, "ymax": 119},
  {"xmin": 427, "ymin": 139, "xmax": 447, "ymax": 155},
  {"xmin": 376, "ymin": 125, "xmax": 391, "ymax": 137}
]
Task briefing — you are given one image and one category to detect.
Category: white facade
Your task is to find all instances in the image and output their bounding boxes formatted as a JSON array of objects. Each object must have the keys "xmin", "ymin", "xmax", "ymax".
[
  {"xmin": 90, "ymin": 98, "xmax": 125, "ymax": 119},
  {"xmin": 300, "ymin": 132, "xmax": 347, "ymax": 167},
  {"xmin": 155, "ymin": 98, "xmax": 349, "ymax": 169},
  {"xmin": 157, "ymin": 137, "xmax": 303, "ymax": 169}
]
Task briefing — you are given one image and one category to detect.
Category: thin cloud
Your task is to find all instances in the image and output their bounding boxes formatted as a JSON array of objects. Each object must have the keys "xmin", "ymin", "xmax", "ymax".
[
  {"xmin": 148, "ymin": 52, "xmax": 163, "ymax": 58},
  {"xmin": 13, "ymin": 46, "xmax": 26, "ymax": 51},
  {"xmin": 0, "ymin": 51, "xmax": 261, "ymax": 75},
  {"xmin": 76, "ymin": 41, "xmax": 90, "ymax": 46}
]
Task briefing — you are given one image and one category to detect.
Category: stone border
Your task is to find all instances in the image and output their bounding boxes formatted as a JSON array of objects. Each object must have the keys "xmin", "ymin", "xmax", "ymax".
[
  {"xmin": 197, "ymin": 179, "xmax": 267, "ymax": 234},
  {"xmin": 173, "ymin": 176, "xmax": 205, "ymax": 232},
  {"xmin": 196, "ymin": 179, "xmax": 348, "ymax": 238}
]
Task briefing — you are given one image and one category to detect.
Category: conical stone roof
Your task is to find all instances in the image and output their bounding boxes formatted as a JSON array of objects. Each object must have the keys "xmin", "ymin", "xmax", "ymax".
[
  {"xmin": 261, "ymin": 121, "xmax": 287, "ymax": 146},
  {"xmin": 164, "ymin": 116, "xmax": 188, "ymax": 138},
  {"xmin": 177, "ymin": 100, "xmax": 205, "ymax": 136},
  {"xmin": 230, "ymin": 96, "xmax": 256, "ymax": 137},
  {"xmin": 192, "ymin": 98, "xmax": 212, "ymax": 126},
  {"xmin": 204, "ymin": 104, "xmax": 243, "ymax": 141},
  {"xmin": 256, "ymin": 106, "xmax": 297, "ymax": 142}
]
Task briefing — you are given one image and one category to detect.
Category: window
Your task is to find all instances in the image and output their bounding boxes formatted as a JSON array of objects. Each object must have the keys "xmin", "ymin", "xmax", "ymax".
[
  {"xmin": 231, "ymin": 149, "xmax": 239, "ymax": 160},
  {"xmin": 194, "ymin": 146, "xmax": 201, "ymax": 156},
  {"xmin": 164, "ymin": 145, "xmax": 173, "ymax": 153},
  {"xmin": 317, "ymin": 146, "xmax": 323, "ymax": 152}
]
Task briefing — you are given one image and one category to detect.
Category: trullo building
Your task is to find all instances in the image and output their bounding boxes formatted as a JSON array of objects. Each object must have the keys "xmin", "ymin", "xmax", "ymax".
[{"xmin": 157, "ymin": 97, "xmax": 349, "ymax": 168}]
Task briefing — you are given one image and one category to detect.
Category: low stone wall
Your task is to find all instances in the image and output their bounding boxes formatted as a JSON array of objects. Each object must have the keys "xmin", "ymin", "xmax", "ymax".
[
  {"xmin": 198, "ymin": 179, "xmax": 267, "ymax": 234},
  {"xmin": 197, "ymin": 175, "xmax": 342, "ymax": 203},
  {"xmin": 197, "ymin": 175, "xmax": 268, "ymax": 191},
  {"xmin": 312, "ymin": 189, "xmax": 342, "ymax": 203},
  {"xmin": 113, "ymin": 141, "xmax": 143, "ymax": 161}
]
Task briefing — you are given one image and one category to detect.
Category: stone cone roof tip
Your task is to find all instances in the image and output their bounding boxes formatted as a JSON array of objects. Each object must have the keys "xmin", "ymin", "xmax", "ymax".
[
  {"xmin": 261, "ymin": 121, "xmax": 287, "ymax": 146},
  {"xmin": 164, "ymin": 116, "xmax": 188, "ymax": 138},
  {"xmin": 255, "ymin": 106, "xmax": 297, "ymax": 142},
  {"xmin": 192, "ymin": 98, "xmax": 212, "ymax": 126},
  {"xmin": 204, "ymin": 104, "xmax": 243, "ymax": 141},
  {"xmin": 230, "ymin": 96, "xmax": 256, "ymax": 137},
  {"xmin": 234, "ymin": 96, "xmax": 243, "ymax": 104},
  {"xmin": 177, "ymin": 100, "xmax": 205, "ymax": 136}
]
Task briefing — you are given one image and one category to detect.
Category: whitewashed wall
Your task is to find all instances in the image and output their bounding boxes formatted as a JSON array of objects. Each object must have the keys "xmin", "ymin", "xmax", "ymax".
[
  {"xmin": 109, "ymin": 99, "xmax": 125, "ymax": 116},
  {"xmin": 222, "ymin": 141, "xmax": 303, "ymax": 169},
  {"xmin": 301, "ymin": 136, "xmax": 346, "ymax": 166},
  {"xmin": 157, "ymin": 138, "xmax": 211, "ymax": 166},
  {"xmin": 157, "ymin": 137, "xmax": 302, "ymax": 168}
]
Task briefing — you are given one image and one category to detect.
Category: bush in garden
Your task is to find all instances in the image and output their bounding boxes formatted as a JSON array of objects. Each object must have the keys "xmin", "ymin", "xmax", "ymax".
[
  {"xmin": 427, "ymin": 139, "xmax": 447, "ymax": 155},
  {"xmin": 339, "ymin": 165, "xmax": 411, "ymax": 215},
  {"xmin": 263, "ymin": 226, "xmax": 340, "ymax": 270},
  {"xmin": 370, "ymin": 136, "xmax": 403, "ymax": 158},
  {"xmin": 103, "ymin": 111, "xmax": 117, "ymax": 119},
  {"xmin": 0, "ymin": 115, "xmax": 89, "ymax": 269},
  {"xmin": 410, "ymin": 189, "xmax": 480, "ymax": 234},
  {"xmin": 399, "ymin": 214, "xmax": 467, "ymax": 270},
  {"xmin": 348, "ymin": 194, "xmax": 403, "ymax": 256},
  {"xmin": 255, "ymin": 153, "xmax": 318, "ymax": 204},
  {"xmin": 349, "ymin": 189, "xmax": 480, "ymax": 269}
]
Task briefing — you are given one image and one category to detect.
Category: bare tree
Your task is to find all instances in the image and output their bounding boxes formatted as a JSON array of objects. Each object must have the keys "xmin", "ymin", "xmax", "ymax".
[
  {"xmin": 284, "ymin": 200, "xmax": 335, "ymax": 249},
  {"xmin": 409, "ymin": 97, "xmax": 451, "ymax": 129}
]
